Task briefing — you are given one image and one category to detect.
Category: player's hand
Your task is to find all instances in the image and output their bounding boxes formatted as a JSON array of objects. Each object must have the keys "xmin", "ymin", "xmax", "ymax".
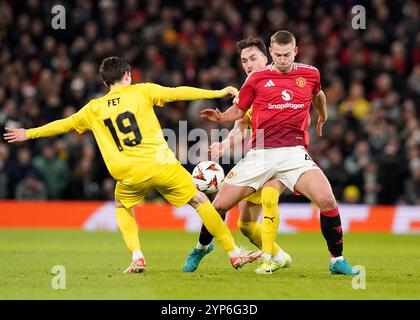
[
  {"xmin": 224, "ymin": 86, "xmax": 239, "ymax": 97},
  {"xmin": 316, "ymin": 117, "xmax": 327, "ymax": 136},
  {"xmin": 208, "ymin": 142, "xmax": 225, "ymax": 159},
  {"xmin": 201, "ymin": 108, "xmax": 222, "ymax": 122},
  {"xmin": 3, "ymin": 127, "xmax": 28, "ymax": 143},
  {"xmin": 232, "ymin": 97, "xmax": 239, "ymax": 107}
]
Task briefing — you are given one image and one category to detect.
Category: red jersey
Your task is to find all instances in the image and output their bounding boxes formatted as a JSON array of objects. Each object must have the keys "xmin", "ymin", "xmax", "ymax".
[{"xmin": 236, "ymin": 62, "xmax": 321, "ymax": 148}]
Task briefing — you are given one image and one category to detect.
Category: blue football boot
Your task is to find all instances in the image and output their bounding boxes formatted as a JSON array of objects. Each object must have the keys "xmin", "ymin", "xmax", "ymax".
[
  {"xmin": 182, "ymin": 242, "xmax": 214, "ymax": 272},
  {"xmin": 329, "ymin": 259, "xmax": 360, "ymax": 275}
]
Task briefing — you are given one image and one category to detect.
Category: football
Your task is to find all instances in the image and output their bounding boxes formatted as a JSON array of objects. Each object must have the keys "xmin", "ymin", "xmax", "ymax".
[{"xmin": 192, "ymin": 161, "xmax": 225, "ymax": 194}]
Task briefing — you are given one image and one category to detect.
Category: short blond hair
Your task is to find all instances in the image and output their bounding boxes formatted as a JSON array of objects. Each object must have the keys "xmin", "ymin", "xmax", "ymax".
[{"xmin": 270, "ymin": 30, "xmax": 296, "ymax": 47}]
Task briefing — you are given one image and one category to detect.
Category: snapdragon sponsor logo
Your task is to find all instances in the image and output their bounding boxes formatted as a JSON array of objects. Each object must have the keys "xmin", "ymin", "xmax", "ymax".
[
  {"xmin": 156, "ymin": 121, "xmax": 265, "ymax": 165},
  {"xmin": 281, "ymin": 89, "xmax": 293, "ymax": 101},
  {"xmin": 267, "ymin": 89, "xmax": 304, "ymax": 110},
  {"xmin": 267, "ymin": 103, "xmax": 305, "ymax": 110}
]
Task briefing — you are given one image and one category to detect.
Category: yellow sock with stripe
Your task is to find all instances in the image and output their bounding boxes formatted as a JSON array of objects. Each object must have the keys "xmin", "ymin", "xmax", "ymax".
[
  {"xmin": 237, "ymin": 221, "xmax": 281, "ymax": 256},
  {"xmin": 261, "ymin": 187, "xmax": 280, "ymax": 257},
  {"xmin": 115, "ymin": 207, "xmax": 141, "ymax": 256},
  {"xmin": 196, "ymin": 201, "xmax": 236, "ymax": 254}
]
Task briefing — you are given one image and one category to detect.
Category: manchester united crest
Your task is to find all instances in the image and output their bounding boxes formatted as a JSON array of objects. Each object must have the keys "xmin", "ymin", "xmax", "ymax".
[
  {"xmin": 296, "ymin": 77, "xmax": 306, "ymax": 88},
  {"xmin": 226, "ymin": 171, "xmax": 235, "ymax": 179}
]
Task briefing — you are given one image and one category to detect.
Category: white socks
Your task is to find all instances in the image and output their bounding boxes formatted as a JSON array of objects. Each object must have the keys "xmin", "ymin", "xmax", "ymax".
[
  {"xmin": 261, "ymin": 253, "xmax": 272, "ymax": 262},
  {"xmin": 132, "ymin": 250, "xmax": 144, "ymax": 261},
  {"xmin": 228, "ymin": 246, "xmax": 241, "ymax": 257},
  {"xmin": 330, "ymin": 256, "xmax": 344, "ymax": 263},
  {"xmin": 195, "ymin": 242, "xmax": 211, "ymax": 251},
  {"xmin": 272, "ymin": 249, "xmax": 288, "ymax": 263}
]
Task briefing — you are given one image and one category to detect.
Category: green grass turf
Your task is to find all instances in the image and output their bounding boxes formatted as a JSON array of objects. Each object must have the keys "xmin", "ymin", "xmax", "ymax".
[{"xmin": 0, "ymin": 229, "xmax": 419, "ymax": 300}]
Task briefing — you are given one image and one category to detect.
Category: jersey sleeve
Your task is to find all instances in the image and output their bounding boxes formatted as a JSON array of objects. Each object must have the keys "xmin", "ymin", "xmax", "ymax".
[
  {"xmin": 236, "ymin": 75, "xmax": 255, "ymax": 111},
  {"xmin": 70, "ymin": 102, "xmax": 91, "ymax": 133},
  {"xmin": 312, "ymin": 68, "xmax": 321, "ymax": 95},
  {"xmin": 142, "ymin": 83, "xmax": 229, "ymax": 107},
  {"xmin": 26, "ymin": 103, "xmax": 91, "ymax": 139}
]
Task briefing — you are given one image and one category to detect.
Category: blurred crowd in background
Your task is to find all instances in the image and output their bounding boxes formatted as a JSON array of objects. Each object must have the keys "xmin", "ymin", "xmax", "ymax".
[{"xmin": 0, "ymin": 0, "xmax": 419, "ymax": 204}]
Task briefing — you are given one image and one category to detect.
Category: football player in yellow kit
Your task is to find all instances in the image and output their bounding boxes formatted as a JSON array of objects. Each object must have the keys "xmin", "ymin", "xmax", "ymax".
[{"xmin": 4, "ymin": 56, "xmax": 261, "ymax": 273}]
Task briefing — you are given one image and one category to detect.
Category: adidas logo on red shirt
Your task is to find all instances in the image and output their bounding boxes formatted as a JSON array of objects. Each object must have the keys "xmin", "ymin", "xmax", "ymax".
[{"xmin": 264, "ymin": 80, "xmax": 275, "ymax": 87}]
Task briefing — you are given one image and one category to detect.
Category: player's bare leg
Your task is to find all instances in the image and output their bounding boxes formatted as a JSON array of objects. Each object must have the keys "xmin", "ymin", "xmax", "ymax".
[
  {"xmin": 238, "ymin": 200, "xmax": 261, "ymax": 222},
  {"xmin": 191, "ymin": 184, "xmax": 253, "ymax": 247},
  {"xmin": 294, "ymin": 169, "xmax": 337, "ymax": 211},
  {"xmin": 212, "ymin": 182, "xmax": 256, "ymax": 213},
  {"xmin": 188, "ymin": 190, "xmax": 261, "ymax": 269},
  {"xmin": 115, "ymin": 197, "xmax": 146, "ymax": 273},
  {"xmin": 294, "ymin": 169, "xmax": 358, "ymax": 275}
]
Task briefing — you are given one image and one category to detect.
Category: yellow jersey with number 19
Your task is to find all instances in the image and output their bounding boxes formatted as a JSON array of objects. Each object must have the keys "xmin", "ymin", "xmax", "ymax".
[{"xmin": 26, "ymin": 83, "xmax": 231, "ymax": 185}]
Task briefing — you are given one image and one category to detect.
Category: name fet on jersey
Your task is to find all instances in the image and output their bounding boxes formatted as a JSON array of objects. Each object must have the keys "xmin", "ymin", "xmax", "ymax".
[{"xmin": 237, "ymin": 63, "xmax": 321, "ymax": 148}]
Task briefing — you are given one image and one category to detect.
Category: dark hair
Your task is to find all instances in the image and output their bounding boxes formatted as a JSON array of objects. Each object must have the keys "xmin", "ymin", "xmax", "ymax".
[
  {"xmin": 99, "ymin": 57, "xmax": 131, "ymax": 87},
  {"xmin": 270, "ymin": 30, "xmax": 296, "ymax": 47},
  {"xmin": 235, "ymin": 37, "xmax": 268, "ymax": 57}
]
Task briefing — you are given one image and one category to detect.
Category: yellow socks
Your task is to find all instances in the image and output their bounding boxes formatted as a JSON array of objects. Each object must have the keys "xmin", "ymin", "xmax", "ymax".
[
  {"xmin": 196, "ymin": 201, "xmax": 236, "ymax": 254},
  {"xmin": 238, "ymin": 221, "xmax": 281, "ymax": 256},
  {"xmin": 261, "ymin": 187, "xmax": 280, "ymax": 257},
  {"xmin": 115, "ymin": 207, "xmax": 141, "ymax": 254}
]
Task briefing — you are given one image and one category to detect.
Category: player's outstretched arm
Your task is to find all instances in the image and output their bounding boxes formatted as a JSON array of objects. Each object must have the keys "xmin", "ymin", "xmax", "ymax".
[
  {"xmin": 3, "ymin": 127, "xmax": 27, "ymax": 143},
  {"xmin": 201, "ymin": 105, "xmax": 246, "ymax": 123},
  {"xmin": 4, "ymin": 117, "xmax": 82, "ymax": 143},
  {"xmin": 209, "ymin": 116, "xmax": 249, "ymax": 158},
  {"xmin": 150, "ymin": 84, "xmax": 238, "ymax": 104}
]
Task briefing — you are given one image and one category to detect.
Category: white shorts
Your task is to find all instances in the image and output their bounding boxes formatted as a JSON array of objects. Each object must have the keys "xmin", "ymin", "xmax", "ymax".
[{"xmin": 223, "ymin": 146, "xmax": 320, "ymax": 192}]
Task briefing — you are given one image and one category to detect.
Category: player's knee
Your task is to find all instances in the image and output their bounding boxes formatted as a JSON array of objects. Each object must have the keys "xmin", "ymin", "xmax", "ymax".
[
  {"xmin": 189, "ymin": 190, "xmax": 209, "ymax": 208},
  {"xmin": 211, "ymin": 199, "xmax": 228, "ymax": 216},
  {"xmin": 316, "ymin": 193, "xmax": 336, "ymax": 211},
  {"xmin": 190, "ymin": 191, "xmax": 227, "ymax": 214},
  {"xmin": 115, "ymin": 197, "xmax": 124, "ymax": 208},
  {"xmin": 261, "ymin": 198, "xmax": 277, "ymax": 209},
  {"xmin": 261, "ymin": 187, "xmax": 279, "ymax": 209},
  {"xmin": 237, "ymin": 220, "xmax": 253, "ymax": 236}
]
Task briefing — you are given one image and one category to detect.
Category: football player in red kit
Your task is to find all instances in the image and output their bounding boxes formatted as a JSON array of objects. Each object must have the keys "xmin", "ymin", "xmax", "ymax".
[{"xmin": 201, "ymin": 30, "xmax": 358, "ymax": 275}]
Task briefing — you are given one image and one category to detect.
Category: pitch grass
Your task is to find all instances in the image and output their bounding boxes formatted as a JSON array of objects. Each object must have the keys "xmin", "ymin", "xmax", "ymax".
[{"xmin": 0, "ymin": 229, "xmax": 419, "ymax": 300}]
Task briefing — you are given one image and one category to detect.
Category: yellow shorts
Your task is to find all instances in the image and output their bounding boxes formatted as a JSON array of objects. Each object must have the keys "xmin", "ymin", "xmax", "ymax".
[
  {"xmin": 242, "ymin": 189, "xmax": 262, "ymax": 205},
  {"xmin": 115, "ymin": 162, "xmax": 197, "ymax": 209}
]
